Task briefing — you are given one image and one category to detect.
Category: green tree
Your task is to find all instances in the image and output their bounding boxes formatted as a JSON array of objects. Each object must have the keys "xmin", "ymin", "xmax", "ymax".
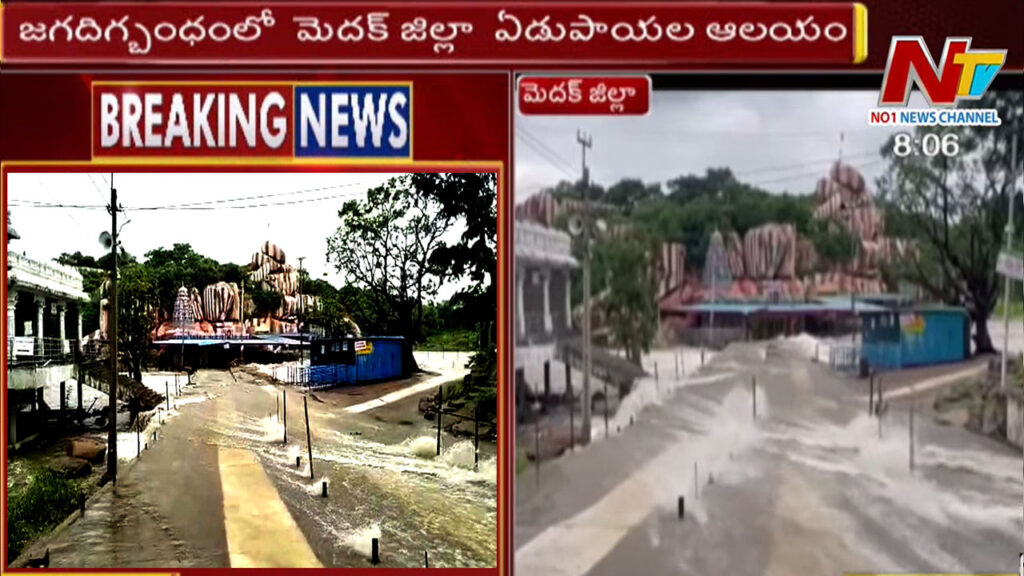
[
  {"xmin": 593, "ymin": 229, "xmax": 660, "ymax": 366},
  {"xmin": 144, "ymin": 244, "xmax": 224, "ymax": 317},
  {"xmin": 118, "ymin": 263, "xmax": 159, "ymax": 381},
  {"xmin": 808, "ymin": 219, "xmax": 857, "ymax": 270},
  {"xmin": 249, "ymin": 282, "xmax": 282, "ymax": 317},
  {"xmin": 603, "ymin": 178, "xmax": 662, "ymax": 212},
  {"xmin": 327, "ymin": 175, "xmax": 454, "ymax": 371},
  {"xmin": 877, "ymin": 90, "xmax": 1022, "ymax": 353}
]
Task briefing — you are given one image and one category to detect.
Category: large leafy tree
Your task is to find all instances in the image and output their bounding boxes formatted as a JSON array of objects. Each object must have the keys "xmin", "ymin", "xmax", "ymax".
[
  {"xmin": 326, "ymin": 175, "xmax": 454, "ymax": 370},
  {"xmin": 410, "ymin": 173, "xmax": 497, "ymax": 323},
  {"xmin": 877, "ymin": 90, "xmax": 1022, "ymax": 353},
  {"xmin": 144, "ymin": 243, "xmax": 225, "ymax": 319},
  {"xmin": 117, "ymin": 263, "xmax": 158, "ymax": 381},
  {"xmin": 593, "ymin": 229, "xmax": 660, "ymax": 366},
  {"xmin": 410, "ymin": 173, "xmax": 498, "ymax": 405}
]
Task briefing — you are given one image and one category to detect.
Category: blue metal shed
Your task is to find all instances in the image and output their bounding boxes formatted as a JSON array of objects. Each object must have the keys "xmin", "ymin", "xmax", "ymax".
[
  {"xmin": 861, "ymin": 306, "xmax": 969, "ymax": 370},
  {"xmin": 309, "ymin": 336, "xmax": 406, "ymax": 386}
]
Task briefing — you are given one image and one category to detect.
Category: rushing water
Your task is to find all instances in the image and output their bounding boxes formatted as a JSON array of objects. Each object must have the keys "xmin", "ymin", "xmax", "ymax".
[{"xmin": 210, "ymin": 399, "xmax": 498, "ymax": 568}]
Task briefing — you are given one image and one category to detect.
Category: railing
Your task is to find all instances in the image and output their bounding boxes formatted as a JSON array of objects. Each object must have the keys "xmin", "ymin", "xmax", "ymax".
[
  {"xmin": 829, "ymin": 342, "xmax": 861, "ymax": 373},
  {"xmin": 516, "ymin": 312, "xmax": 574, "ymax": 346},
  {"xmin": 7, "ymin": 337, "xmax": 79, "ymax": 363},
  {"xmin": 8, "ymin": 251, "xmax": 84, "ymax": 288}
]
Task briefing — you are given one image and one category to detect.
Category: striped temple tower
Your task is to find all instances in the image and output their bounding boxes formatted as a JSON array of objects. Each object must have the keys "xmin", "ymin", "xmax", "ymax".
[{"xmin": 172, "ymin": 285, "xmax": 195, "ymax": 333}]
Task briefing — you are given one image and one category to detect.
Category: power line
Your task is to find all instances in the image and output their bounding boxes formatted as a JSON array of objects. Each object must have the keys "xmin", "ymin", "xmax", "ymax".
[
  {"xmin": 9, "ymin": 182, "xmax": 374, "ymax": 211},
  {"xmin": 9, "ymin": 189, "xmax": 370, "ymax": 211},
  {"xmin": 735, "ymin": 150, "xmax": 880, "ymax": 179},
  {"xmin": 516, "ymin": 127, "xmax": 579, "ymax": 179},
  {"xmin": 85, "ymin": 173, "xmax": 109, "ymax": 205},
  {"xmin": 133, "ymin": 182, "xmax": 370, "ymax": 209},
  {"xmin": 749, "ymin": 157, "xmax": 886, "ymax": 189}
]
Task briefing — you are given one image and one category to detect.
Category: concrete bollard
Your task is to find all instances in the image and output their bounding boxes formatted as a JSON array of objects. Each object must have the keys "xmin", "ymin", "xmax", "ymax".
[
  {"xmin": 371, "ymin": 538, "xmax": 380, "ymax": 565},
  {"xmin": 869, "ymin": 373, "xmax": 875, "ymax": 415},
  {"xmin": 677, "ymin": 496, "xmax": 685, "ymax": 519},
  {"xmin": 909, "ymin": 401, "xmax": 915, "ymax": 473},
  {"xmin": 321, "ymin": 481, "xmax": 328, "ymax": 498},
  {"xmin": 544, "ymin": 361, "xmax": 551, "ymax": 404},
  {"xmin": 304, "ymin": 396, "xmax": 314, "ymax": 479},
  {"xmin": 694, "ymin": 462, "xmax": 698, "ymax": 498},
  {"xmin": 752, "ymin": 376, "xmax": 757, "ymax": 420}
]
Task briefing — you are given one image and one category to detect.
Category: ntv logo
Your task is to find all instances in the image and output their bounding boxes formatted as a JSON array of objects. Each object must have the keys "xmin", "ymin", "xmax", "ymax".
[
  {"xmin": 867, "ymin": 36, "xmax": 1005, "ymax": 127},
  {"xmin": 878, "ymin": 36, "xmax": 1006, "ymax": 107}
]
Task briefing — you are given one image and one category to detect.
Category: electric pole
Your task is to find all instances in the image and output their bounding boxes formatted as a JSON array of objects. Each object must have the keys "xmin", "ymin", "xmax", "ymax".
[
  {"xmin": 107, "ymin": 174, "xmax": 119, "ymax": 484},
  {"xmin": 297, "ymin": 256, "xmax": 305, "ymax": 366},
  {"xmin": 577, "ymin": 130, "xmax": 593, "ymax": 444}
]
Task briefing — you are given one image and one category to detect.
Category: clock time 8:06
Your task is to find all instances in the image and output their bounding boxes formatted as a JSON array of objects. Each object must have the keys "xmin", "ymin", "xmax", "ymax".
[{"xmin": 892, "ymin": 132, "xmax": 960, "ymax": 158}]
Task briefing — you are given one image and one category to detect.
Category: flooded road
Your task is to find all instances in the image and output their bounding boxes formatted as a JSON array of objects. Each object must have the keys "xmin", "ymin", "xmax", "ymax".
[
  {"xmin": 206, "ymin": 363, "xmax": 497, "ymax": 568},
  {"xmin": 516, "ymin": 342, "xmax": 1022, "ymax": 575},
  {"xmin": 25, "ymin": 362, "xmax": 496, "ymax": 569}
]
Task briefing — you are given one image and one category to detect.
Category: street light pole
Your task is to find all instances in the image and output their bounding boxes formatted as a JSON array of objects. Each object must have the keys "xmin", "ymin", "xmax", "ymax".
[
  {"xmin": 107, "ymin": 175, "xmax": 119, "ymax": 485},
  {"xmin": 577, "ymin": 130, "xmax": 593, "ymax": 444},
  {"xmin": 297, "ymin": 257, "xmax": 305, "ymax": 367}
]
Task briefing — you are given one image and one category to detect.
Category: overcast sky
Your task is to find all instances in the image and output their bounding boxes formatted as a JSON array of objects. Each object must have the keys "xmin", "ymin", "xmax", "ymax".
[
  {"xmin": 515, "ymin": 90, "xmax": 927, "ymax": 200},
  {"xmin": 6, "ymin": 172, "xmax": 470, "ymax": 301}
]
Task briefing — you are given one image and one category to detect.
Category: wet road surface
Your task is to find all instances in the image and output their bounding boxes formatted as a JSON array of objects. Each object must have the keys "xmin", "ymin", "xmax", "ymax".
[
  {"xmin": 516, "ymin": 342, "xmax": 1023, "ymax": 575},
  {"xmin": 26, "ymin": 362, "xmax": 497, "ymax": 568}
]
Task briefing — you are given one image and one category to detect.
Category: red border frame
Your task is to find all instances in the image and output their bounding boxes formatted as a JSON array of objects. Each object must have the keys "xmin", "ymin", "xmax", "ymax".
[{"xmin": 0, "ymin": 160, "xmax": 509, "ymax": 575}]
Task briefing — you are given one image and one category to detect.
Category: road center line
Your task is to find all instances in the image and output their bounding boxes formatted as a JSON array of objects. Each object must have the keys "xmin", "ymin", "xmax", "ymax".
[{"xmin": 218, "ymin": 447, "xmax": 322, "ymax": 567}]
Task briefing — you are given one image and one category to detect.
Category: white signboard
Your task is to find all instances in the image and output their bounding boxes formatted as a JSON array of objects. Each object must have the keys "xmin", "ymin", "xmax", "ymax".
[
  {"xmin": 13, "ymin": 337, "xmax": 34, "ymax": 357},
  {"xmin": 997, "ymin": 250, "xmax": 1024, "ymax": 281},
  {"xmin": 354, "ymin": 340, "xmax": 367, "ymax": 351}
]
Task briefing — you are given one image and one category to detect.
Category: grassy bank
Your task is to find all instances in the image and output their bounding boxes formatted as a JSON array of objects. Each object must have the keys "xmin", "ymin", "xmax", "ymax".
[
  {"xmin": 7, "ymin": 466, "xmax": 83, "ymax": 561},
  {"xmin": 418, "ymin": 329, "xmax": 477, "ymax": 352},
  {"xmin": 993, "ymin": 299, "xmax": 1024, "ymax": 319}
]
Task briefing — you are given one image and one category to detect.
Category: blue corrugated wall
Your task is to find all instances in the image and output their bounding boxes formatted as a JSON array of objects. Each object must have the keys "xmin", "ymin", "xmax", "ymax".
[
  {"xmin": 307, "ymin": 337, "xmax": 404, "ymax": 385},
  {"xmin": 900, "ymin": 310, "xmax": 967, "ymax": 367},
  {"xmin": 355, "ymin": 338, "xmax": 404, "ymax": 381},
  {"xmin": 861, "ymin": 309, "xmax": 968, "ymax": 370}
]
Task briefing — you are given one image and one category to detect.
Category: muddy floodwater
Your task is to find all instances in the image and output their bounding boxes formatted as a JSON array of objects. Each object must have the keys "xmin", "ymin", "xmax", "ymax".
[{"xmin": 212, "ymin": 367, "xmax": 498, "ymax": 568}]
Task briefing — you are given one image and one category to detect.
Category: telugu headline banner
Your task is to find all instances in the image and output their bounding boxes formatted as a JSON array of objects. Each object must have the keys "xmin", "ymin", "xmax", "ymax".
[{"xmin": 1, "ymin": 2, "xmax": 867, "ymax": 65}]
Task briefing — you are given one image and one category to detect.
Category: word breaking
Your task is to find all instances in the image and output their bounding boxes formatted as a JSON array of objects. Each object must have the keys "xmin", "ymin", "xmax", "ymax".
[{"xmin": 93, "ymin": 82, "xmax": 412, "ymax": 158}]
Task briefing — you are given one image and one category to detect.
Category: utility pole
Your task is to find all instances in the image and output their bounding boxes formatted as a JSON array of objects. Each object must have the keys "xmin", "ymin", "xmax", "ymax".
[
  {"xmin": 107, "ymin": 174, "xmax": 119, "ymax": 484},
  {"xmin": 577, "ymin": 129, "xmax": 593, "ymax": 445},
  {"xmin": 297, "ymin": 256, "xmax": 305, "ymax": 367},
  {"xmin": 240, "ymin": 278, "xmax": 245, "ymax": 364},
  {"xmin": 709, "ymin": 239, "xmax": 716, "ymax": 350},
  {"xmin": 1001, "ymin": 135, "xmax": 1018, "ymax": 391}
]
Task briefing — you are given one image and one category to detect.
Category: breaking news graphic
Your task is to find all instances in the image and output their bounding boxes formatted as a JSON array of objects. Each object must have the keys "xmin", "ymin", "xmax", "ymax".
[{"xmin": 0, "ymin": 1, "xmax": 1023, "ymax": 576}]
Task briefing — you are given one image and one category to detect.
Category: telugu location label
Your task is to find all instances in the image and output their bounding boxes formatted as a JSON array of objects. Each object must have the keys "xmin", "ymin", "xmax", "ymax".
[{"xmin": 93, "ymin": 82, "xmax": 412, "ymax": 158}]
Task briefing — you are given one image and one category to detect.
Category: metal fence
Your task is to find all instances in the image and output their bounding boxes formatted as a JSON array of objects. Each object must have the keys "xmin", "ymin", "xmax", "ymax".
[
  {"xmin": 828, "ymin": 342, "xmax": 861, "ymax": 373},
  {"xmin": 7, "ymin": 337, "xmax": 80, "ymax": 363}
]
